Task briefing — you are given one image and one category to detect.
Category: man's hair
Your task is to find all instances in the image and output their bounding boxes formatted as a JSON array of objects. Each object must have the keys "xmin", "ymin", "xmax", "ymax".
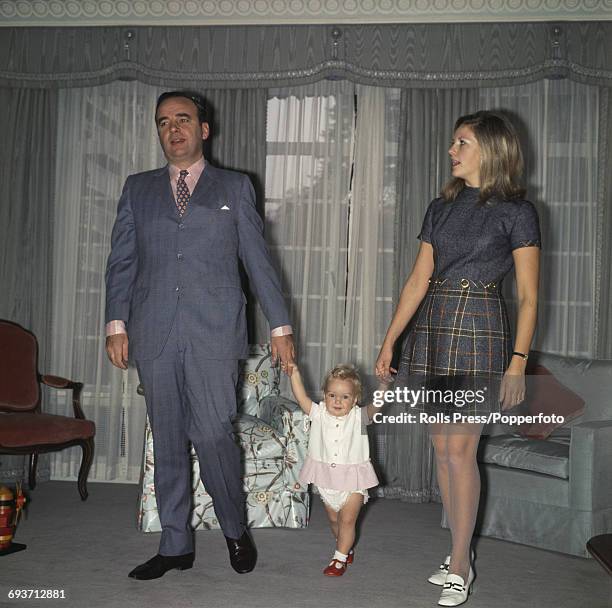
[
  {"xmin": 441, "ymin": 110, "xmax": 525, "ymax": 205},
  {"xmin": 322, "ymin": 364, "xmax": 363, "ymax": 403},
  {"xmin": 155, "ymin": 91, "xmax": 208, "ymax": 124}
]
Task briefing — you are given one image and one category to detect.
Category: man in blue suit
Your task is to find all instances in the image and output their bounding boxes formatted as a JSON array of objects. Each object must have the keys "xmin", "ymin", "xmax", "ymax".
[{"xmin": 105, "ymin": 91, "xmax": 295, "ymax": 580}]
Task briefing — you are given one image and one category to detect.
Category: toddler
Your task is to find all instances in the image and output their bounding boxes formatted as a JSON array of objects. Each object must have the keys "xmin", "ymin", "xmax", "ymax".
[{"xmin": 290, "ymin": 364, "xmax": 379, "ymax": 576}]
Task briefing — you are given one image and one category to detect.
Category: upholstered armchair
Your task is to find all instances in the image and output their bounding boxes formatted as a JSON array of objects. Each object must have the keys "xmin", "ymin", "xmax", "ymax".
[
  {"xmin": 137, "ymin": 344, "xmax": 310, "ymax": 532},
  {"xmin": 0, "ymin": 320, "xmax": 95, "ymax": 500},
  {"xmin": 443, "ymin": 351, "xmax": 612, "ymax": 557}
]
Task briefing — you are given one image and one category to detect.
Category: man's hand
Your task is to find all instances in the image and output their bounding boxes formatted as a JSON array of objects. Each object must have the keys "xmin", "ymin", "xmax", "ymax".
[
  {"xmin": 106, "ymin": 333, "xmax": 129, "ymax": 370},
  {"xmin": 271, "ymin": 334, "xmax": 296, "ymax": 376}
]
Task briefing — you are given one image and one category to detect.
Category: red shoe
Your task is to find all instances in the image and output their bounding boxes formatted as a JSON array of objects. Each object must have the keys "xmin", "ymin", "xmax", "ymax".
[
  {"xmin": 347, "ymin": 549, "xmax": 354, "ymax": 565},
  {"xmin": 323, "ymin": 559, "xmax": 347, "ymax": 576}
]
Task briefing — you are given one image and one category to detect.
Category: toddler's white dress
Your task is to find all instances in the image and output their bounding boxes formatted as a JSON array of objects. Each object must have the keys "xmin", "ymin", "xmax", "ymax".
[{"xmin": 299, "ymin": 401, "xmax": 379, "ymax": 511}]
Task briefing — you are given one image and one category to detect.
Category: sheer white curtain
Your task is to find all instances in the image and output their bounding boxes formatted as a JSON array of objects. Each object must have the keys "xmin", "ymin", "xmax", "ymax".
[
  {"xmin": 266, "ymin": 81, "xmax": 355, "ymax": 393},
  {"xmin": 478, "ymin": 79, "xmax": 600, "ymax": 358},
  {"xmin": 50, "ymin": 81, "xmax": 165, "ymax": 482},
  {"xmin": 265, "ymin": 81, "xmax": 399, "ymax": 395},
  {"xmin": 344, "ymin": 85, "xmax": 398, "ymax": 374}
]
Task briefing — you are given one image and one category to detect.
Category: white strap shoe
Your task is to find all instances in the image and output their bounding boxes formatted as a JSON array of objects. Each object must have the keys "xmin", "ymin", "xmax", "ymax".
[
  {"xmin": 438, "ymin": 567, "xmax": 474, "ymax": 606},
  {"xmin": 427, "ymin": 555, "xmax": 450, "ymax": 585}
]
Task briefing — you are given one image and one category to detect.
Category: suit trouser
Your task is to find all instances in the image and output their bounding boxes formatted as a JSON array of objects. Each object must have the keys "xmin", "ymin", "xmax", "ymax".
[{"xmin": 136, "ymin": 314, "xmax": 245, "ymax": 556}]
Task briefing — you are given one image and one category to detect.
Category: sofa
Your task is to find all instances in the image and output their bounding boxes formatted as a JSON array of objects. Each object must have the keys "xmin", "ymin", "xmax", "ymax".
[
  {"xmin": 137, "ymin": 344, "xmax": 310, "ymax": 532},
  {"xmin": 442, "ymin": 351, "xmax": 612, "ymax": 557}
]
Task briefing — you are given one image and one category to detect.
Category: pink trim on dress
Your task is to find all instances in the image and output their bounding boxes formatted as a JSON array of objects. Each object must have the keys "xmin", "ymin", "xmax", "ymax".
[{"xmin": 298, "ymin": 456, "xmax": 379, "ymax": 491}]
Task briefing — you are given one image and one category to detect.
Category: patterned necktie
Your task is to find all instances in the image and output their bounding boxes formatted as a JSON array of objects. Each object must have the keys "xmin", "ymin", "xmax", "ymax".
[{"xmin": 176, "ymin": 169, "xmax": 190, "ymax": 216}]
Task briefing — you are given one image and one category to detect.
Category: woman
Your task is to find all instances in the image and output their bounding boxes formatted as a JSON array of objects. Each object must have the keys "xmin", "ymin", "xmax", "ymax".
[{"xmin": 376, "ymin": 111, "xmax": 540, "ymax": 606}]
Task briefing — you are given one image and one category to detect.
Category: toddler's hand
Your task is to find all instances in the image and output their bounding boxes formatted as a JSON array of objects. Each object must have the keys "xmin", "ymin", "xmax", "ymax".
[
  {"xmin": 377, "ymin": 378, "xmax": 394, "ymax": 391},
  {"xmin": 287, "ymin": 362, "xmax": 299, "ymax": 376}
]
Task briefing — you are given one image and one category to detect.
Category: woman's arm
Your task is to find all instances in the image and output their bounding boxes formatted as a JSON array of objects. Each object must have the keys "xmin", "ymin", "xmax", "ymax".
[
  {"xmin": 289, "ymin": 365, "xmax": 313, "ymax": 415},
  {"xmin": 375, "ymin": 241, "xmax": 434, "ymax": 380},
  {"xmin": 499, "ymin": 246, "xmax": 540, "ymax": 409}
]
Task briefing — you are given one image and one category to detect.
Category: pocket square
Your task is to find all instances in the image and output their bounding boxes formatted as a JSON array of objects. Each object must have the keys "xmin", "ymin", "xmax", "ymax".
[{"xmin": 220, "ymin": 204, "xmax": 230, "ymax": 210}]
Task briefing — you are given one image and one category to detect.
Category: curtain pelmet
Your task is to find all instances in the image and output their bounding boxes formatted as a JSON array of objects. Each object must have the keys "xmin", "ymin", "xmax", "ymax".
[{"xmin": 1, "ymin": 23, "xmax": 611, "ymax": 89}]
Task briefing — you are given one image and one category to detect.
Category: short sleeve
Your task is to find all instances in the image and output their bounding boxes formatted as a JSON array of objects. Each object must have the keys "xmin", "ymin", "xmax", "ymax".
[
  {"xmin": 417, "ymin": 200, "xmax": 435, "ymax": 243},
  {"xmin": 509, "ymin": 201, "xmax": 542, "ymax": 250},
  {"xmin": 308, "ymin": 401, "xmax": 321, "ymax": 420},
  {"xmin": 304, "ymin": 401, "xmax": 320, "ymax": 432}
]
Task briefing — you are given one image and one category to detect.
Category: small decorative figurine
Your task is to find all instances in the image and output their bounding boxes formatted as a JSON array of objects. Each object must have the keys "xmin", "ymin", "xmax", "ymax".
[{"xmin": 0, "ymin": 482, "xmax": 26, "ymax": 555}]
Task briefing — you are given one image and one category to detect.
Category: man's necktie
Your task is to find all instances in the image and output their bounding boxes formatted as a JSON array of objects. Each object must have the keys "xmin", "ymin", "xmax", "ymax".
[{"xmin": 176, "ymin": 169, "xmax": 190, "ymax": 216}]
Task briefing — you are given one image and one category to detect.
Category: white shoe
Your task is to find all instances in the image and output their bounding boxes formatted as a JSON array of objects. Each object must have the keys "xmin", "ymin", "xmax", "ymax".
[
  {"xmin": 427, "ymin": 555, "xmax": 450, "ymax": 585},
  {"xmin": 438, "ymin": 568, "xmax": 475, "ymax": 606},
  {"xmin": 428, "ymin": 549, "xmax": 474, "ymax": 586}
]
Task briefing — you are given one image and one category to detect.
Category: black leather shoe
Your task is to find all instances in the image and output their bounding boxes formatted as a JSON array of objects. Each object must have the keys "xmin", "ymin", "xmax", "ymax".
[
  {"xmin": 128, "ymin": 553, "xmax": 194, "ymax": 580},
  {"xmin": 225, "ymin": 531, "xmax": 257, "ymax": 573}
]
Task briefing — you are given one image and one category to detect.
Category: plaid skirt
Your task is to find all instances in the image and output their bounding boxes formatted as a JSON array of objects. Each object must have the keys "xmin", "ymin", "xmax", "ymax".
[{"xmin": 394, "ymin": 278, "xmax": 512, "ymax": 418}]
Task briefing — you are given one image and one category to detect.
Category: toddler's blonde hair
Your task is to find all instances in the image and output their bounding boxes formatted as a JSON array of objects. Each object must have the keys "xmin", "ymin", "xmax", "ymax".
[{"xmin": 322, "ymin": 364, "xmax": 362, "ymax": 403}]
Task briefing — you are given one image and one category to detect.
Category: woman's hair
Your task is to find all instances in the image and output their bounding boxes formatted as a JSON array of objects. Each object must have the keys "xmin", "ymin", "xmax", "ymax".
[
  {"xmin": 322, "ymin": 364, "xmax": 363, "ymax": 403},
  {"xmin": 441, "ymin": 110, "xmax": 526, "ymax": 204}
]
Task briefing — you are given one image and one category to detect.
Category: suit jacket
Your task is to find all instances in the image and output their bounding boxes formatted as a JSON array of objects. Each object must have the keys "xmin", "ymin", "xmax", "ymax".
[{"xmin": 105, "ymin": 162, "xmax": 290, "ymax": 361}]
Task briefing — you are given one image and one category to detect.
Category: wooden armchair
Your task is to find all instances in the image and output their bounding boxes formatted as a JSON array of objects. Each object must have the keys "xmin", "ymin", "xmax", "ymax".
[{"xmin": 0, "ymin": 320, "xmax": 95, "ymax": 500}]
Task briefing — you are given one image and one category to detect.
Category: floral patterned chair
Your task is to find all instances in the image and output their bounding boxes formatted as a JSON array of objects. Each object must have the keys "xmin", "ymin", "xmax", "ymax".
[{"xmin": 137, "ymin": 344, "xmax": 310, "ymax": 532}]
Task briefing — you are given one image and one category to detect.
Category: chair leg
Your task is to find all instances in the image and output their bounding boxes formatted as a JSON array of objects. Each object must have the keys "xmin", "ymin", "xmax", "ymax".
[
  {"xmin": 29, "ymin": 452, "xmax": 39, "ymax": 490},
  {"xmin": 77, "ymin": 438, "xmax": 94, "ymax": 501}
]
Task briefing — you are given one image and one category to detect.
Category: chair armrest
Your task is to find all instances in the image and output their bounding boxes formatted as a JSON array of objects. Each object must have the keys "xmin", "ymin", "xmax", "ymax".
[
  {"xmin": 569, "ymin": 420, "xmax": 612, "ymax": 511},
  {"xmin": 41, "ymin": 374, "xmax": 85, "ymax": 420},
  {"xmin": 258, "ymin": 394, "xmax": 306, "ymax": 437},
  {"xmin": 41, "ymin": 374, "xmax": 77, "ymax": 389}
]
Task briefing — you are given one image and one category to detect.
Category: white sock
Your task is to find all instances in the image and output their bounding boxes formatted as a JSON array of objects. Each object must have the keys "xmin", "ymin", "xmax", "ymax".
[{"xmin": 333, "ymin": 550, "xmax": 348, "ymax": 564}]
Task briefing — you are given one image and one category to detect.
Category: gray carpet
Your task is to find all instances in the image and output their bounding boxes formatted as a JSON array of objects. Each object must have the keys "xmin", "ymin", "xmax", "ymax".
[{"xmin": 1, "ymin": 481, "xmax": 610, "ymax": 608}]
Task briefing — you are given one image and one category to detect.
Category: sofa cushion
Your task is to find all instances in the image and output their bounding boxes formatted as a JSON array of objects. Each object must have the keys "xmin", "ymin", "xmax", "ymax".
[
  {"xmin": 546, "ymin": 427, "xmax": 571, "ymax": 444},
  {"xmin": 478, "ymin": 434, "xmax": 570, "ymax": 479},
  {"xmin": 518, "ymin": 364, "xmax": 585, "ymax": 439},
  {"xmin": 528, "ymin": 352, "xmax": 612, "ymax": 423}
]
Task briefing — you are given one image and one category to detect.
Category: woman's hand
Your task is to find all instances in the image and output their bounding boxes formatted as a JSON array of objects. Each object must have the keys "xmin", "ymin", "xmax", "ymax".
[
  {"xmin": 375, "ymin": 242, "xmax": 433, "ymax": 383},
  {"xmin": 375, "ymin": 344, "xmax": 397, "ymax": 384},
  {"xmin": 498, "ymin": 370, "xmax": 526, "ymax": 411}
]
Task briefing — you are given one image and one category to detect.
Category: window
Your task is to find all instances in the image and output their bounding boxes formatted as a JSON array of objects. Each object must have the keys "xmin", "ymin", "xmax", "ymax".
[{"xmin": 265, "ymin": 83, "xmax": 400, "ymax": 391}]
